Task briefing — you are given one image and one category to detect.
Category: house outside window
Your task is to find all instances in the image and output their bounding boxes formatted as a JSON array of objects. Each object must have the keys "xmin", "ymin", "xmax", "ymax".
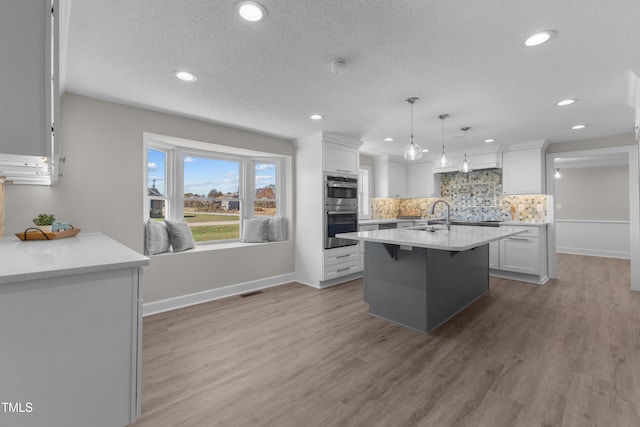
[{"xmin": 144, "ymin": 138, "xmax": 284, "ymax": 244}]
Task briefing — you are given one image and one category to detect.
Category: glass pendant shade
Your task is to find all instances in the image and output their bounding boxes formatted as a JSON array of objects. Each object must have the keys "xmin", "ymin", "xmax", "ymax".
[
  {"xmin": 437, "ymin": 114, "xmax": 450, "ymax": 167},
  {"xmin": 459, "ymin": 154, "xmax": 473, "ymax": 173},
  {"xmin": 458, "ymin": 126, "xmax": 473, "ymax": 173},
  {"xmin": 404, "ymin": 137, "xmax": 423, "ymax": 161},
  {"xmin": 439, "ymin": 145, "xmax": 448, "ymax": 167},
  {"xmin": 403, "ymin": 97, "xmax": 422, "ymax": 161}
]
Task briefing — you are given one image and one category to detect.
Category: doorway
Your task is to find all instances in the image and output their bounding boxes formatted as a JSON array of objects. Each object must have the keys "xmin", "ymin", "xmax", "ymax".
[{"xmin": 546, "ymin": 145, "xmax": 640, "ymax": 290}]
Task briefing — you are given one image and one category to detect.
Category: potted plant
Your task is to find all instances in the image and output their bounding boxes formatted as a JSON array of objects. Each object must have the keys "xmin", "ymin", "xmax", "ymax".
[{"xmin": 33, "ymin": 213, "xmax": 56, "ymax": 233}]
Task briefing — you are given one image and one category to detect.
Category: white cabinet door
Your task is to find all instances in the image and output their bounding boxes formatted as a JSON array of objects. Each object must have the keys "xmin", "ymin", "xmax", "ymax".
[
  {"xmin": 502, "ymin": 149, "xmax": 544, "ymax": 194},
  {"xmin": 407, "ymin": 162, "xmax": 438, "ymax": 197},
  {"xmin": 324, "ymin": 142, "xmax": 358, "ymax": 175},
  {"xmin": 388, "ymin": 161, "xmax": 407, "ymax": 197},
  {"xmin": 489, "ymin": 240, "xmax": 500, "ymax": 269},
  {"xmin": 0, "ymin": 0, "xmax": 57, "ymax": 158},
  {"xmin": 499, "ymin": 236, "xmax": 540, "ymax": 274}
]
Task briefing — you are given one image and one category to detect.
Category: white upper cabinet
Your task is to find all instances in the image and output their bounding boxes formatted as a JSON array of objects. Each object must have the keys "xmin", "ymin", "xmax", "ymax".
[
  {"xmin": 323, "ymin": 141, "xmax": 359, "ymax": 176},
  {"xmin": 388, "ymin": 161, "xmax": 406, "ymax": 197},
  {"xmin": 0, "ymin": 0, "xmax": 59, "ymax": 184},
  {"xmin": 407, "ymin": 161, "xmax": 440, "ymax": 198},
  {"xmin": 502, "ymin": 145, "xmax": 545, "ymax": 195}
]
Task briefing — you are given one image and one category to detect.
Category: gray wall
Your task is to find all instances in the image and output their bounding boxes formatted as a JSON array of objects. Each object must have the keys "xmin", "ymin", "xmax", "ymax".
[
  {"xmin": 4, "ymin": 93, "xmax": 295, "ymax": 303},
  {"xmin": 555, "ymin": 166, "xmax": 629, "ymax": 220}
]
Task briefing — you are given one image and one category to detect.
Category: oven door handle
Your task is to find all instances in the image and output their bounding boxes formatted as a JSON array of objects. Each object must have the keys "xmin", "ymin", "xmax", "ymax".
[
  {"xmin": 326, "ymin": 211, "xmax": 358, "ymax": 215},
  {"xmin": 326, "ymin": 182, "xmax": 358, "ymax": 188}
]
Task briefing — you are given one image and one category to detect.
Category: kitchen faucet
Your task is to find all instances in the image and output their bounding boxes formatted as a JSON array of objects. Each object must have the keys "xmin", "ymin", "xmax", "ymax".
[{"xmin": 429, "ymin": 199, "xmax": 451, "ymax": 230}]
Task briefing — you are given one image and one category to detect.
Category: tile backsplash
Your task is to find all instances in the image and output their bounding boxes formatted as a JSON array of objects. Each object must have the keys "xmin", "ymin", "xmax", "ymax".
[{"xmin": 372, "ymin": 169, "xmax": 547, "ymax": 222}]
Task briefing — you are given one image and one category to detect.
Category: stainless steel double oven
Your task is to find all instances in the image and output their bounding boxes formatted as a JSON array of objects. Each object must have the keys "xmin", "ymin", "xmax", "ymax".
[{"xmin": 324, "ymin": 173, "xmax": 358, "ymax": 249}]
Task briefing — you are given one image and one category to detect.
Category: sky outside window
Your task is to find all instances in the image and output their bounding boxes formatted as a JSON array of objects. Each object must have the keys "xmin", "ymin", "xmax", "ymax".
[
  {"xmin": 184, "ymin": 156, "xmax": 240, "ymax": 197},
  {"xmin": 147, "ymin": 148, "xmax": 166, "ymax": 195}
]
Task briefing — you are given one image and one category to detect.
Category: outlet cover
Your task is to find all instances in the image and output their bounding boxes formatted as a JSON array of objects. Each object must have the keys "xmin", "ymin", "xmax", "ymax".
[
  {"xmin": 518, "ymin": 204, "xmax": 525, "ymax": 212},
  {"xmin": 536, "ymin": 204, "xmax": 544, "ymax": 212}
]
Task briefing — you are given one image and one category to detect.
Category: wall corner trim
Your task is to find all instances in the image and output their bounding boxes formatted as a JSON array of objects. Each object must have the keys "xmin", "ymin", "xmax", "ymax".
[{"xmin": 142, "ymin": 272, "xmax": 296, "ymax": 316}]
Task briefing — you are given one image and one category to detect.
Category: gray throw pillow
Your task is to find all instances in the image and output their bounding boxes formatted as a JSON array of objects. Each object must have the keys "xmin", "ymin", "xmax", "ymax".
[
  {"xmin": 242, "ymin": 218, "xmax": 269, "ymax": 243},
  {"xmin": 145, "ymin": 219, "xmax": 171, "ymax": 255},
  {"xmin": 164, "ymin": 220, "xmax": 196, "ymax": 252},
  {"xmin": 268, "ymin": 216, "xmax": 286, "ymax": 242}
]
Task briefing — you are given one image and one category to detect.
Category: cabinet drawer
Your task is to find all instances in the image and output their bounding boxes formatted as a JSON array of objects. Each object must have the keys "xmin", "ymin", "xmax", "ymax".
[
  {"xmin": 324, "ymin": 246, "xmax": 360, "ymax": 266},
  {"xmin": 323, "ymin": 259, "xmax": 361, "ymax": 280},
  {"xmin": 509, "ymin": 226, "xmax": 539, "ymax": 238}
]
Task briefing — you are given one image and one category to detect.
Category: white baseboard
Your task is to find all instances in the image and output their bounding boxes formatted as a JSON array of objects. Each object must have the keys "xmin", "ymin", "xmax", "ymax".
[
  {"xmin": 142, "ymin": 272, "xmax": 296, "ymax": 316},
  {"xmin": 557, "ymin": 247, "xmax": 630, "ymax": 259}
]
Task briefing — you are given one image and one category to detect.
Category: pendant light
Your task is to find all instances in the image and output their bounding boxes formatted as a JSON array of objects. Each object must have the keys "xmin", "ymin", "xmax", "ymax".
[
  {"xmin": 459, "ymin": 127, "xmax": 473, "ymax": 173},
  {"xmin": 438, "ymin": 114, "xmax": 449, "ymax": 167},
  {"xmin": 403, "ymin": 97, "xmax": 423, "ymax": 161},
  {"xmin": 554, "ymin": 168, "xmax": 562, "ymax": 179}
]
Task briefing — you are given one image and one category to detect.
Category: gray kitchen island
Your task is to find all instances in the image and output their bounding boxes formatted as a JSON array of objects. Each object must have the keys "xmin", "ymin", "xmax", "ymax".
[{"xmin": 337, "ymin": 225, "xmax": 525, "ymax": 334}]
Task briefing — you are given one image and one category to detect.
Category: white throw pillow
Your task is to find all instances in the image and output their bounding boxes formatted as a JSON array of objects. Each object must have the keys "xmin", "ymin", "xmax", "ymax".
[
  {"xmin": 164, "ymin": 220, "xmax": 196, "ymax": 252},
  {"xmin": 242, "ymin": 218, "xmax": 269, "ymax": 243},
  {"xmin": 268, "ymin": 216, "xmax": 286, "ymax": 242},
  {"xmin": 145, "ymin": 219, "xmax": 171, "ymax": 255}
]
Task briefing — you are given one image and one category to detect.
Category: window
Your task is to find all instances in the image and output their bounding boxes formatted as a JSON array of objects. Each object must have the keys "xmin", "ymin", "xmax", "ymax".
[
  {"xmin": 183, "ymin": 155, "xmax": 242, "ymax": 241},
  {"xmin": 254, "ymin": 161, "xmax": 278, "ymax": 218},
  {"xmin": 147, "ymin": 148, "xmax": 169, "ymax": 220},
  {"xmin": 144, "ymin": 137, "xmax": 285, "ymax": 244}
]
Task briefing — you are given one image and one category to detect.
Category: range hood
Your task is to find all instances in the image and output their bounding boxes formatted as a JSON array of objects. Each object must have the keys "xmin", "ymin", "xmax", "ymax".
[{"xmin": 432, "ymin": 150, "xmax": 503, "ymax": 173}]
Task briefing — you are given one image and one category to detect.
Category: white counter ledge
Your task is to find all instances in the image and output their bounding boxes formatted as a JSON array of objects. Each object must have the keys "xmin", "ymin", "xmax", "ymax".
[
  {"xmin": 337, "ymin": 225, "xmax": 527, "ymax": 252},
  {"xmin": 0, "ymin": 232, "xmax": 149, "ymax": 285}
]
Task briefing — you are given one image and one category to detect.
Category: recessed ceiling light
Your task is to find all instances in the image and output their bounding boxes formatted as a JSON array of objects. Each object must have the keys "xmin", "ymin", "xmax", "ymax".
[
  {"xmin": 310, "ymin": 114, "xmax": 323, "ymax": 120},
  {"xmin": 557, "ymin": 98, "xmax": 577, "ymax": 106},
  {"xmin": 174, "ymin": 71, "xmax": 198, "ymax": 82},
  {"xmin": 384, "ymin": 137, "xmax": 394, "ymax": 142},
  {"xmin": 236, "ymin": 1, "xmax": 266, "ymax": 22},
  {"xmin": 484, "ymin": 138, "xmax": 495, "ymax": 143},
  {"xmin": 421, "ymin": 149, "xmax": 430, "ymax": 153},
  {"xmin": 524, "ymin": 30, "xmax": 557, "ymax": 47},
  {"xmin": 571, "ymin": 124, "xmax": 587, "ymax": 130}
]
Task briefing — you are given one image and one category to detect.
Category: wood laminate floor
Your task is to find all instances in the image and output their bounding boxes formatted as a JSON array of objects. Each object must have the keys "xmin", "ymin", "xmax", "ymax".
[{"xmin": 130, "ymin": 254, "xmax": 640, "ymax": 427}]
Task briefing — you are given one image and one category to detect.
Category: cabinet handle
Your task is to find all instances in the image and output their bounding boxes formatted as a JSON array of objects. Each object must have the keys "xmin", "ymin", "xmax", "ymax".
[
  {"xmin": 337, "ymin": 169, "xmax": 352, "ymax": 173},
  {"xmin": 337, "ymin": 267, "xmax": 352, "ymax": 272},
  {"xmin": 507, "ymin": 237, "xmax": 532, "ymax": 241},
  {"xmin": 336, "ymin": 254, "xmax": 352, "ymax": 258}
]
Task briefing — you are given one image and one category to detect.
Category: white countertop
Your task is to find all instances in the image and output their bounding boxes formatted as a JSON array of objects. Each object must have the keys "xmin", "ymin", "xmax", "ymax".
[
  {"xmin": 337, "ymin": 225, "xmax": 527, "ymax": 251},
  {"xmin": 0, "ymin": 232, "xmax": 149, "ymax": 285}
]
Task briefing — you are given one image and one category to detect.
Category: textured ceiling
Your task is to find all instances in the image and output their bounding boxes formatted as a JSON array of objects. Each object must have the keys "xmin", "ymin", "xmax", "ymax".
[{"xmin": 64, "ymin": 0, "xmax": 640, "ymax": 158}]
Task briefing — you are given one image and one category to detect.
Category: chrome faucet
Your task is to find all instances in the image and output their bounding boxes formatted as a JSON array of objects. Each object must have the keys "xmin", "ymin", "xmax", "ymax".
[{"xmin": 429, "ymin": 199, "xmax": 451, "ymax": 230}]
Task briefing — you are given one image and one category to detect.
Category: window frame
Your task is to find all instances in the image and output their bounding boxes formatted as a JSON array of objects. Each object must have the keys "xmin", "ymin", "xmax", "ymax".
[{"xmin": 144, "ymin": 138, "xmax": 285, "ymax": 245}]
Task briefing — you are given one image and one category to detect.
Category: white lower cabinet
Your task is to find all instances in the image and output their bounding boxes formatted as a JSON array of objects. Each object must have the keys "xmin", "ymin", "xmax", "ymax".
[
  {"xmin": 499, "ymin": 235, "xmax": 540, "ymax": 275},
  {"xmin": 491, "ymin": 225, "xmax": 548, "ymax": 283},
  {"xmin": 323, "ymin": 245, "xmax": 361, "ymax": 281}
]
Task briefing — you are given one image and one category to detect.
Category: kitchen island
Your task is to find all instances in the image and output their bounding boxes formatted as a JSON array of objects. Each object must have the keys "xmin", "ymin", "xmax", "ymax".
[
  {"xmin": 0, "ymin": 233, "xmax": 149, "ymax": 427},
  {"xmin": 337, "ymin": 225, "xmax": 525, "ymax": 334}
]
